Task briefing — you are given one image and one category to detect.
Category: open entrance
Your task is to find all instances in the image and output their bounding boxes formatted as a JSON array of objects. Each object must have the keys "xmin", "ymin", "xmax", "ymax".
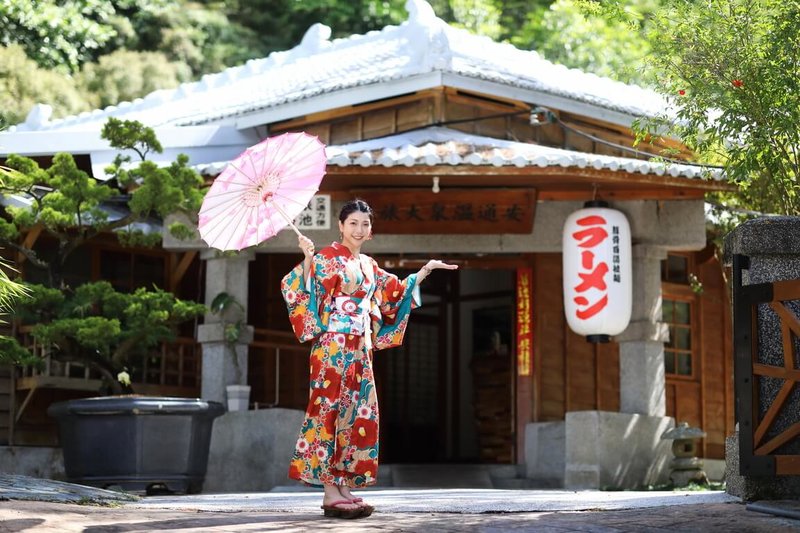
[{"xmin": 374, "ymin": 263, "xmax": 517, "ymax": 464}]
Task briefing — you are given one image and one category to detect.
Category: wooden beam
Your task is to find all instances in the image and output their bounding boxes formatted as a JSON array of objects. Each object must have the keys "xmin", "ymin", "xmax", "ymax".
[
  {"xmin": 775, "ymin": 455, "xmax": 800, "ymax": 475},
  {"xmin": 272, "ymin": 88, "xmax": 444, "ymax": 131},
  {"xmin": 753, "ymin": 380, "xmax": 794, "ymax": 448},
  {"xmin": 16, "ymin": 225, "xmax": 43, "ymax": 265},
  {"xmin": 169, "ymin": 251, "xmax": 197, "ymax": 291},
  {"xmin": 326, "ymin": 165, "xmax": 733, "ymax": 192},
  {"xmin": 755, "ymin": 421, "xmax": 800, "ymax": 456},
  {"xmin": 538, "ymin": 189, "xmax": 705, "ymax": 201}
]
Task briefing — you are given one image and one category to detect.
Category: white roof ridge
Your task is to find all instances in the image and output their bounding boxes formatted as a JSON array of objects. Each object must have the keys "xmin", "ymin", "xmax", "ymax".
[{"xmin": 13, "ymin": 0, "xmax": 669, "ymax": 133}]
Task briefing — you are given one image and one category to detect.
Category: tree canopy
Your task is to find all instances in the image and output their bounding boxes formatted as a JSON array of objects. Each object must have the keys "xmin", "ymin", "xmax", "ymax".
[{"xmin": 633, "ymin": 0, "xmax": 800, "ymax": 218}]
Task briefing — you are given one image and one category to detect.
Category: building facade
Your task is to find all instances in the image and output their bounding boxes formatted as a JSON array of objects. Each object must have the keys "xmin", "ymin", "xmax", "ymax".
[{"xmin": 1, "ymin": 0, "xmax": 733, "ymax": 487}]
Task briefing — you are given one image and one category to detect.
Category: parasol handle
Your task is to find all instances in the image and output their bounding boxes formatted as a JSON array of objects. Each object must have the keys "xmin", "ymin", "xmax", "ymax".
[{"xmin": 272, "ymin": 202, "xmax": 304, "ymax": 238}]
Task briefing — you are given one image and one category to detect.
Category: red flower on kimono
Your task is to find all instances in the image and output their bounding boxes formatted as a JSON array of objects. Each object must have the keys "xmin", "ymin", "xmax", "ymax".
[
  {"xmin": 307, "ymin": 393, "xmax": 325, "ymax": 417},
  {"xmin": 344, "ymin": 362, "xmax": 363, "ymax": 392},
  {"xmin": 732, "ymin": 79, "xmax": 743, "ymax": 88},
  {"xmin": 322, "ymin": 409, "xmax": 338, "ymax": 434},
  {"xmin": 317, "ymin": 367, "xmax": 342, "ymax": 402},
  {"xmin": 353, "ymin": 458, "xmax": 377, "ymax": 477},
  {"xmin": 351, "ymin": 417, "xmax": 378, "ymax": 448}
]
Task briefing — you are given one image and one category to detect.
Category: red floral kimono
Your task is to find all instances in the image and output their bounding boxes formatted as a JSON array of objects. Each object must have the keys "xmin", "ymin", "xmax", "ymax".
[{"xmin": 281, "ymin": 241, "xmax": 420, "ymax": 487}]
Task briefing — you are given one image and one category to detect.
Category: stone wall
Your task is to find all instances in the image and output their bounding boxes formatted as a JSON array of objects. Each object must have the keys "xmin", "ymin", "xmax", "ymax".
[{"xmin": 204, "ymin": 408, "xmax": 304, "ymax": 493}]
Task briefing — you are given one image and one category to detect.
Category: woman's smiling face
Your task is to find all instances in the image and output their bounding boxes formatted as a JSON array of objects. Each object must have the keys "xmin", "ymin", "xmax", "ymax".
[{"xmin": 339, "ymin": 211, "xmax": 372, "ymax": 252}]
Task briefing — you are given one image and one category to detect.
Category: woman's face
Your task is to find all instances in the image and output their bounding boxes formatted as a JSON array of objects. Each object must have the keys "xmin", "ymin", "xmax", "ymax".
[{"xmin": 339, "ymin": 211, "xmax": 372, "ymax": 250}]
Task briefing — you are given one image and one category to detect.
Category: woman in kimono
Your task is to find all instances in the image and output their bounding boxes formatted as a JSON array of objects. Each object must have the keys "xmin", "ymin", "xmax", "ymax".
[{"xmin": 281, "ymin": 199, "xmax": 457, "ymax": 518}]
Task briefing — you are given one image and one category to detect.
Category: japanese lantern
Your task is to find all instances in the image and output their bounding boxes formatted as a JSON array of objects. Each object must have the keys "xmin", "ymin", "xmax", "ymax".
[{"xmin": 562, "ymin": 201, "xmax": 632, "ymax": 343}]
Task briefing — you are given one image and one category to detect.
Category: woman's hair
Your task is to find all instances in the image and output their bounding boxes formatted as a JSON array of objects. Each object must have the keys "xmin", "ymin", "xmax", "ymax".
[{"xmin": 339, "ymin": 198, "xmax": 373, "ymax": 224}]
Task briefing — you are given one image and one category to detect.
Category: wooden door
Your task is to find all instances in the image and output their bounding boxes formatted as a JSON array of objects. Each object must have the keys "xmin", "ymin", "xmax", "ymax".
[{"xmin": 375, "ymin": 313, "xmax": 445, "ymax": 463}]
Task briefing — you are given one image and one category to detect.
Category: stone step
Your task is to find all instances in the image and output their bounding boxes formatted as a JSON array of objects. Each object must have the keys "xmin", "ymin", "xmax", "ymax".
[{"xmin": 389, "ymin": 464, "xmax": 493, "ymax": 489}]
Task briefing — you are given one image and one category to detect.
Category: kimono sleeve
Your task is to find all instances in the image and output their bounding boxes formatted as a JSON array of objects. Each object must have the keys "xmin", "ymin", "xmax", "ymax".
[
  {"xmin": 371, "ymin": 264, "xmax": 422, "ymax": 350},
  {"xmin": 280, "ymin": 254, "xmax": 338, "ymax": 343}
]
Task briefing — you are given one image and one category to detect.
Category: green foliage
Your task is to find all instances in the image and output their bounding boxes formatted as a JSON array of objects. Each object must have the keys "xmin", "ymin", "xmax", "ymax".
[
  {"xmin": 0, "ymin": 0, "xmax": 118, "ymax": 72},
  {"xmin": 0, "ymin": 336, "xmax": 41, "ymax": 367},
  {"xmin": 0, "ymin": 119, "xmax": 204, "ymax": 285},
  {"xmin": 640, "ymin": 0, "xmax": 800, "ymax": 215},
  {"xmin": 508, "ymin": 0, "xmax": 657, "ymax": 86},
  {"xmin": 210, "ymin": 291, "xmax": 245, "ymax": 383},
  {"xmin": 146, "ymin": 4, "xmax": 263, "ymax": 76},
  {"xmin": 78, "ymin": 50, "xmax": 192, "ymax": 109},
  {"xmin": 101, "ymin": 118, "xmax": 164, "ymax": 160},
  {"xmin": 14, "ymin": 281, "xmax": 205, "ymax": 393},
  {"xmin": 167, "ymin": 221, "xmax": 196, "ymax": 241},
  {"xmin": 0, "ymin": 45, "xmax": 90, "ymax": 128}
]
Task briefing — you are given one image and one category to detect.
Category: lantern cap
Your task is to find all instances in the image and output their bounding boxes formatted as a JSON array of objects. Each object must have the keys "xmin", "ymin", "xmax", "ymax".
[
  {"xmin": 586, "ymin": 334, "xmax": 610, "ymax": 343},
  {"xmin": 583, "ymin": 200, "xmax": 610, "ymax": 208}
]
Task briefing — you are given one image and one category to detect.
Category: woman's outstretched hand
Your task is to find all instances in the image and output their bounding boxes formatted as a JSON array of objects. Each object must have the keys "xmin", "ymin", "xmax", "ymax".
[
  {"xmin": 298, "ymin": 234, "xmax": 315, "ymax": 261},
  {"xmin": 418, "ymin": 259, "xmax": 458, "ymax": 282}
]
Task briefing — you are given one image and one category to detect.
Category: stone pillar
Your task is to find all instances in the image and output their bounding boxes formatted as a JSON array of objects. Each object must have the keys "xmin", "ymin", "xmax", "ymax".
[
  {"xmin": 616, "ymin": 244, "xmax": 668, "ymax": 416},
  {"xmin": 198, "ymin": 250, "xmax": 255, "ymax": 404},
  {"xmin": 724, "ymin": 217, "xmax": 800, "ymax": 500}
]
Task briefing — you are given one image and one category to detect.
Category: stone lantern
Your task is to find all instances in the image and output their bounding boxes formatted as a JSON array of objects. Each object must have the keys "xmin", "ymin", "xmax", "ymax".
[{"xmin": 661, "ymin": 422, "xmax": 709, "ymax": 487}]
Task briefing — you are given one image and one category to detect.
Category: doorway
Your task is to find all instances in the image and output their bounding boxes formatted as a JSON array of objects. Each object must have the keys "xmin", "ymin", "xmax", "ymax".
[{"xmin": 374, "ymin": 265, "xmax": 516, "ymax": 464}]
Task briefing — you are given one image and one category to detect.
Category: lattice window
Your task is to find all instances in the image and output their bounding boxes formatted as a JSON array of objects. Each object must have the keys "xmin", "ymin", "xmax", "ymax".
[{"xmin": 663, "ymin": 298, "xmax": 694, "ymax": 377}]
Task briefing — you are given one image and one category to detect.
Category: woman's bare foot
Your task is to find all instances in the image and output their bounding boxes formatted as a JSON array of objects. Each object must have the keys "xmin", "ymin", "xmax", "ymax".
[
  {"xmin": 340, "ymin": 487, "xmax": 373, "ymax": 515},
  {"xmin": 322, "ymin": 485, "xmax": 360, "ymax": 511}
]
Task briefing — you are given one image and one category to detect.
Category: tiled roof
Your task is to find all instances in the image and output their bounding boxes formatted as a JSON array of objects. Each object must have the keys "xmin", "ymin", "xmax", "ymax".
[
  {"xmin": 14, "ymin": 0, "xmax": 672, "ymax": 133},
  {"xmin": 194, "ymin": 127, "xmax": 722, "ymax": 181}
]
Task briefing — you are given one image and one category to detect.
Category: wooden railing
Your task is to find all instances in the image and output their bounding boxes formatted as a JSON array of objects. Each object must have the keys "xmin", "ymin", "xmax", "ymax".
[
  {"xmin": 14, "ymin": 332, "xmax": 201, "ymax": 425},
  {"xmin": 249, "ymin": 328, "xmax": 308, "ymax": 410},
  {"xmin": 733, "ymin": 254, "xmax": 800, "ymax": 475}
]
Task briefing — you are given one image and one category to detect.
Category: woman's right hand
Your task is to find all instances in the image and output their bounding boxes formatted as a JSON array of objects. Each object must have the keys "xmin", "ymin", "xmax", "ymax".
[{"xmin": 298, "ymin": 234, "xmax": 315, "ymax": 260}]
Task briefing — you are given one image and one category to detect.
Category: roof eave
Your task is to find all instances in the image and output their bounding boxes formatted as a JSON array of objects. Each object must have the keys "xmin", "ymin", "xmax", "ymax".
[
  {"xmin": 233, "ymin": 71, "xmax": 644, "ymax": 133},
  {"xmin": 234, "ymin": 72, "xmax": 445, "ymax": 130}
]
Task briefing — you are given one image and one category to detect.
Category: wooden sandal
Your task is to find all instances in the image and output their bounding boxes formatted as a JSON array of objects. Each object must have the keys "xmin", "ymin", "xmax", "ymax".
[
  {"xmin": 321, "ymin": 499, "xmax": 363, "ymax": 519},
  {"xmin": 349, "ymin": 497, "xmax": 374, "ymax": 517}
]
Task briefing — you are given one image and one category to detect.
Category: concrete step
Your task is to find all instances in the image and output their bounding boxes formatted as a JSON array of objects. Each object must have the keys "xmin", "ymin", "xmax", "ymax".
[
  {"xmin": 492, "ymin": 477, "xmax": 562, "ymax": 489},
  {"xmin": 389, "ymin": 464, "xmax": 493, "ymax": 489}
]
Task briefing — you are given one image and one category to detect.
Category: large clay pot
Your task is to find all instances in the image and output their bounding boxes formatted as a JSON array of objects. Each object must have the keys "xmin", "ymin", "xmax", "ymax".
[{"xmin": 48, "ymin": 396, "xmax": 224, "ymax": 494}]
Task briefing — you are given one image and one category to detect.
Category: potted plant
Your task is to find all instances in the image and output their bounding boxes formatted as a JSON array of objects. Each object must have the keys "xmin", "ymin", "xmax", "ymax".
[
  {"xmin": 210, "ymin": 291, "xmax": 251, "ymax": 411},
  {"xmin": 0, "ymin": 119, "xmax": 224, "ymax": 494}
]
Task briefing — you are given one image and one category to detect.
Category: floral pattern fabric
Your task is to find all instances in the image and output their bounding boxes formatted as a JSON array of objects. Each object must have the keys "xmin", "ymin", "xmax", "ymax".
[{"xmin": 281, "ymin": 241, "xmax": 419, "ymax": 487}]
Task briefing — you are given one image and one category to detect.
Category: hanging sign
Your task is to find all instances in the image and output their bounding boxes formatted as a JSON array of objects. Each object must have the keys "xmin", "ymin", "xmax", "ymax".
[
  {"xmin": 562, "ymin": 202, "xmax": 632, "ymax": 342},
  {"xmin": 516, "ymin": 267, "xmax": 533, "ymax": 376},
  {"xmin": 352, "ymin": 189, "xmax": 535, "ymax": 234},
  {"xmin": 294, "ymin": 194, "xmax": 331, "ymax": 230}
]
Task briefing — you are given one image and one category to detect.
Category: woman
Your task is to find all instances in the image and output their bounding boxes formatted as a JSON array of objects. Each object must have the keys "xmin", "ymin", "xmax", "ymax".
[{"xmin": 280, "ymin": 199, "xmax": 457, "ymax": 519}]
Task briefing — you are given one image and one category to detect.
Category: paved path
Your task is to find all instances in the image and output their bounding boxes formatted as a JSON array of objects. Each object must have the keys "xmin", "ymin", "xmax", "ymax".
[{"xmin": 1, "ymin": 475, "xmax": 799, "ymax": 532}]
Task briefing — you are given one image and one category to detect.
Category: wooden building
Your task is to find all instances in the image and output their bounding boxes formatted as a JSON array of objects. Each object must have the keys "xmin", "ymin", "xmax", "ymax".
[{"xmin": 0, "ymin": 0, "xmax": 734, "ymax": 486}]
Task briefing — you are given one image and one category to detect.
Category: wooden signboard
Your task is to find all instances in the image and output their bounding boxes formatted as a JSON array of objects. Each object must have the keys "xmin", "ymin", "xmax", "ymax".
[{"xmin": 352, "ymin": 188, "xmax": 536, "ymax": 234}]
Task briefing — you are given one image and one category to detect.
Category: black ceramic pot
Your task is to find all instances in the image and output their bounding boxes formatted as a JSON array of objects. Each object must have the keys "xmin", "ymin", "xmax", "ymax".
[{"xmin": 48, "ymin": 396, "xmax": 225, "ymax": 495}]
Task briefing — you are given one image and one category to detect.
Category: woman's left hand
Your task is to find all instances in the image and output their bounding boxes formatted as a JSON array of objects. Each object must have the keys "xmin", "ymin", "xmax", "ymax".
[
  {"xmin": 424, "ymin": 259, "xmax": 459, "ymax": 272},
  {"xmin": 418, "ymin": 259, "xmax": 458, "ymax": 281}
]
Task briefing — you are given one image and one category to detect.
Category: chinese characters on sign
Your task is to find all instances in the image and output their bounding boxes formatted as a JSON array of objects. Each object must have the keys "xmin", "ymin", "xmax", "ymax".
[
  {"xmin": 293, "ymin": 194, "xmax": 331, "ymax": 230},
  {"xmin": 562, "ymin": 205, "xmax": 632, "ymax": 341},
  {"xmin": 353, "ymin": 189, "xmax": 535, "ymax": 234},
  {"xmin": 516, "ymin": 268, "xmax": 533, "ymax": 377},
  {"xmin": 612, "ymin": 227, "xmax": 621, "ymax": 282}
]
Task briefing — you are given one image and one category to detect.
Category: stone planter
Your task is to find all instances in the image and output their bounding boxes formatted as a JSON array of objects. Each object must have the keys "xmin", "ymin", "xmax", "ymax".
[
  {"xmin": 48, "ymin": 396, "xmax": 224, "ymax": 494},
  {"xmin": 226, "ymin": 385, "xmax": 251, "ymax": 411}
]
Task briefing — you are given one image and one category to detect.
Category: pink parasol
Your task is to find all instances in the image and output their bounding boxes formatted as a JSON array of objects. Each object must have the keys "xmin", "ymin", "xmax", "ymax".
[{"xmin": 198, "ymin": 132, "xmax": 327, "ymax": 251}]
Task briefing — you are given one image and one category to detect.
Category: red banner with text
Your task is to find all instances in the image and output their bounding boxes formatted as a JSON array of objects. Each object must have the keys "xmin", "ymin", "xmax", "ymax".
[{"xmin": 516, "ymin": 267, "xmax": 533, "ymax": 377}]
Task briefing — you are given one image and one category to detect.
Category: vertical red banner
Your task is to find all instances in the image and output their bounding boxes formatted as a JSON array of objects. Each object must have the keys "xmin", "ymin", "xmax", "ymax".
[{"xmin": 516, "ymin": 267, "xmax": 533, "ymax": 377}]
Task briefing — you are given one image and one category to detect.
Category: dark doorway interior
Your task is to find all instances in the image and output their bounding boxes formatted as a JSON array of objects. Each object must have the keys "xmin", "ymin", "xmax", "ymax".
[{"xmin": 374, "ymin": 265, "xmax": 515, "ymax": 464}]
